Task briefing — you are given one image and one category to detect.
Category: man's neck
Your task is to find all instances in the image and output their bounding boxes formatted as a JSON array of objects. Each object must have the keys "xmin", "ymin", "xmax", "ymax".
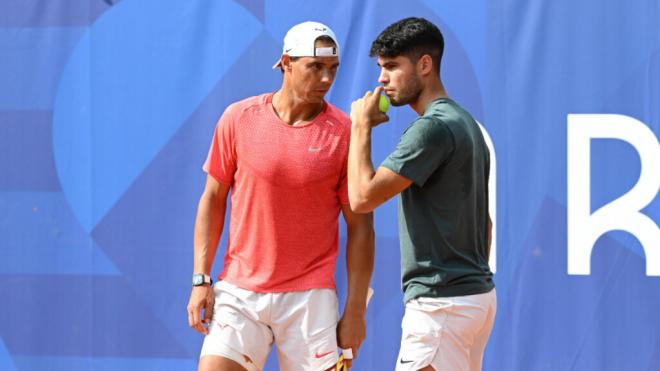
[
  {"xmin": 410, "ymin": 80, "xmax": 448, "ymax": 116},
  {"xmin": 272, "ymin": 87, "xmax": 324, "ymax": 126}
]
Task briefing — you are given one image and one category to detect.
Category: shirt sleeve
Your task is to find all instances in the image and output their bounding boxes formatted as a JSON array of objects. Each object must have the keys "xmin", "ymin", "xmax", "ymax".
[
  {"xmin": 202, "ymin": 105, "xmax": 238, "ymax": 186},
  {"xmin": 380, "ymin": 118, "xmax": 454, "ymax": 187}
]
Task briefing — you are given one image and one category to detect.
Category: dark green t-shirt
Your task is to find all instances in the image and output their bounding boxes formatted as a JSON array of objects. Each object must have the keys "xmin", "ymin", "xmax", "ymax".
[{"xmin": 381, "ymin": 98, "xmax": 494, "ymax": 303}]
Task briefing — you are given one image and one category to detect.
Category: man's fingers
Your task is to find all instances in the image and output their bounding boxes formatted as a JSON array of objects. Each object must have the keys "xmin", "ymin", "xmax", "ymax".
[
  {"xmin": 193, "ymin": 322, "xmax": 208, "ymax": 335},
  {"xmin": 369, "ymin": 86, "xmax": 384, "ymax": 105},
  {"xmin": 190, "ymin": 305, "xmax": 200, "ymax": 327},
  {"xmin": 188, "ymin": 303, "xmax": 210, "ymax": 335},
  {"xmin": 188, "ymin": 311, "xmax": 204, "ymax": 334},
  {"xmin": 343, "ymin": 359, "xmax": 353, "ymax": 369},
  {"xmin": 187, "ymin": 310, "xmax": 194, "ymax": 327}
]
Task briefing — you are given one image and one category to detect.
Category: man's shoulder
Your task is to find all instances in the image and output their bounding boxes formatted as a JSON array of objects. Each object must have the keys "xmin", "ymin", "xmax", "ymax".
[
  {"xmin": 223, "ymin": 93, "xmax": 270, "ymax": 119},
  {"xmin": 323, "ymin": 101, "xmax": 351, "ymax": 130},
  {"xmin": 420, "ymin": 99, "xmax": 481, "ymax": 140},
  {"xmin": 406, "ymin": 115, "xmax": 450, "ymax": 139}
]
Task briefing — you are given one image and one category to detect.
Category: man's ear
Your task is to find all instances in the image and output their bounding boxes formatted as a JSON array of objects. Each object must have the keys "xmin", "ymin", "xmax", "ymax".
[
  {"xmin": 417, "ymin": 54, "xmax": 434, "ymax": 76},
  {"xmin": 282, "ymin": 54, "xmax": 293, "ymax": 72}
]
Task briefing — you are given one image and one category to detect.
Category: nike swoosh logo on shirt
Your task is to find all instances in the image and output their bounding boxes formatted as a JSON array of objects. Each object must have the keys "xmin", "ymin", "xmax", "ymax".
[
  {"xmin": 308, "ymin": 146, "xmax": 322, "ymax": 152},
  {"xmin": 314, "ymin": 351, "xmax": 333, "ymax": 359},
  {"xmin": 400, "ymin": 359, "xmax": 414, "ymax": 364}
]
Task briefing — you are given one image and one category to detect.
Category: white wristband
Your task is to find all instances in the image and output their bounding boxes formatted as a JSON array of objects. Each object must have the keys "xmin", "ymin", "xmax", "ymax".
[{"xmin": 341, "ymin": 348, "xmax": 354, "ymax": 359}]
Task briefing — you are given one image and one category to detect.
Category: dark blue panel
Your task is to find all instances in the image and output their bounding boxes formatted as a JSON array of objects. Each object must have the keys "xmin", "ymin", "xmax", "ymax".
[
  {"xmin": 0, "ymin": 111, "xmax": 60, "ymax": 190},
  {"xmin": 0, "ymin": 276, "xmax": 188, "ymax": 358},
  {"xmin": 0, "ymin": 27, "xmax": 85, "ymax": 110},
  {"xmin": 0, "ymin": 0, "xmax": 112, "ymax": 27}
]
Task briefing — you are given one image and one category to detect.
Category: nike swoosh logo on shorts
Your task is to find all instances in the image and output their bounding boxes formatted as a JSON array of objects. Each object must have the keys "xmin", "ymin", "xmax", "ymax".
[
  {"xmin": 314, "ymin": 351, "xmax": 333, "ymax": 358},
  {"xmin": 400, "ymin": 359, "xmax": 414, "ymax": 364}
]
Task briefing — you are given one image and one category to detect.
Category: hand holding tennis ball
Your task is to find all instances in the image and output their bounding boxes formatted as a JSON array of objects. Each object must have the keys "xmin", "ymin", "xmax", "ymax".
[{"xmin": 350, "ymin": 86, "xmax": 390, "ymax": 128}]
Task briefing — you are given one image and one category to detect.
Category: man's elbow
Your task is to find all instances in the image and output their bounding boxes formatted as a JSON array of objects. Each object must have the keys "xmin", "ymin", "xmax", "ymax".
[{"xmin": 349, "ymin": 197, "xmax": 375, "ymax": 214}]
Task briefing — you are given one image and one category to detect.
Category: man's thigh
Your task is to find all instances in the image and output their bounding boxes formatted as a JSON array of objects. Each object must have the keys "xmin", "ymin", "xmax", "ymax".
[
  {"xmin": 200, "ymin": 281, "xmax": 273, "ymax": 371},
  {"xmin": 428, "ymin": 291, "xmax": 496, "ymax": 371},
  {"xmin": 467, "ymin": 289, "xmax": 497, "ymax": 371},
  {"xmin": 396, "ymin": 291, "xmax": 494, "ymax": 371},
  {"xmin": 271, "ymin": 288, "xmax": 340, "ymax": 371},
  {"xmin": 199, "ymin": 354, "xmax": 248, "ymax": 371}
]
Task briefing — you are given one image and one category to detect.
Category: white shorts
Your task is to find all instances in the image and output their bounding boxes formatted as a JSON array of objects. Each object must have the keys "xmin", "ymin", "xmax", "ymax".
[
  {"xmin": 396, "ymin": 289, "xmax": 497, "ymax": 371},
  {"xmin": 200, "ymin": 280, "xmax": 339, "ymax": 371}
]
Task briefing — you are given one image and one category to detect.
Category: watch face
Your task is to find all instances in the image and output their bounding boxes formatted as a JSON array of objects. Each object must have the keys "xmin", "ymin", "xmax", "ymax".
[{"xmin": 192, "ymin": 274, "xmax": 203, "ymax": 285}]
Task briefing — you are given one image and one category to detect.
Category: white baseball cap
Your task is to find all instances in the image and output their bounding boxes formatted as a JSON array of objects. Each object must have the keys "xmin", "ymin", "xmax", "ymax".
[{"xmin": 272, "ymin": 21, "xmax": 340, "ymax": 69}]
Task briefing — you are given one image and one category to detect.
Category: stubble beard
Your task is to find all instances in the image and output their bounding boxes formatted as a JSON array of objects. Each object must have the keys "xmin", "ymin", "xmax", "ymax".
[{"xmin": 390, "ymin": 74, "xmax": 422, "ymax": 107}]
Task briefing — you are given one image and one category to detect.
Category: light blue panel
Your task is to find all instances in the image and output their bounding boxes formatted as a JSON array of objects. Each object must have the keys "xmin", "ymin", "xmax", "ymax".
[
  {"xmin": 0, "ymin": 337, "xmax": 17, "ymax": 371},
  {"xmin": 421, "ymin": 0, "xmax": 486, "ymax": 87},
  {"xmin": 0, "ymin": 27, "xmax": 85, "ymax": 109},
  {"xmin": 264, "ymin": 0, "xmax": 354, "ymax": 53},
  {"xmin": 52, "ymin": 0, "xmax": 262, "ymax": 231},
  {"xmin": 0, "ymin": 192, "xmax": 119, "ymax": 275}
]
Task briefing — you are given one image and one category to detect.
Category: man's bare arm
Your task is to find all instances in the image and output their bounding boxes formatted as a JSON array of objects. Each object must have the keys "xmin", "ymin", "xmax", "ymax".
[
  {"xmin": 187, "ymin": 175, "xmax": 230, "ymax": 335},
  {"xmin": 348, "ymin": 88, "xmax": 412, "ymax": 213},
  {"xmin": 336, "ymin": 205, "xmax": 374, "ymax": 368}
]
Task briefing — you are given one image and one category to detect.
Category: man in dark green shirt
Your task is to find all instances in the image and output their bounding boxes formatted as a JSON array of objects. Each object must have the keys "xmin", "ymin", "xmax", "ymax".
[{"xmin": 348, "ymin": 17, "xmax": 496, "ymax": 371}]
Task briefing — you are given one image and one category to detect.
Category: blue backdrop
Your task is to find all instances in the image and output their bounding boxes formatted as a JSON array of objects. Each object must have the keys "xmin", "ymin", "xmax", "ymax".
[{"xmin": 1, "ymin": 1, "xmax": 659, "ymax": 370}]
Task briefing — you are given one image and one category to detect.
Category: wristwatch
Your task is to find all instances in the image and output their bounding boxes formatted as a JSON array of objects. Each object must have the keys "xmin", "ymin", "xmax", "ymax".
[{"xmin": 192, "ymin": 273, "xmax": 213, "ymax": 287}]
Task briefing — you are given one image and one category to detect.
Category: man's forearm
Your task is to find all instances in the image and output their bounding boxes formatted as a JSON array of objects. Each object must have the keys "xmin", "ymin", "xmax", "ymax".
[
  {"xmin": 344, "ymin": 218, "xmax": 375, "ymax": 315},
  {"xmin": 193, "ymin": 192, "xmax": 226, "ymax": 274},
  {"xmin": 348, "ymin": 124, "xmax": 376, "ymax": 211}
]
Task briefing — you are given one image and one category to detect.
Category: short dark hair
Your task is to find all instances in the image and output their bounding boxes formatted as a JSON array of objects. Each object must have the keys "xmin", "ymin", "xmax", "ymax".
[{"xmin": 369, "ymin": 17, "xmax": 444, "ymax": 73}]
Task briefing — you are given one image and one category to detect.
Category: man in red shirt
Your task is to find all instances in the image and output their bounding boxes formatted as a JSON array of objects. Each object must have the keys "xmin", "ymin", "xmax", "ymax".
[{"xmin": 187, "ymin": 21, "xmax": 374, "ymax": 371}]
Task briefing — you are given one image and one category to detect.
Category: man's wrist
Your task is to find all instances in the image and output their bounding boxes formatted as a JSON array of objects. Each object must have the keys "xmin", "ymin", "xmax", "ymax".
[
  {"xmin": 192, "ymin": 273, "xmax": 213, "ymax": 286},
  {"xmin": 352, "ymin": 119, "xmax": 373, "ymax": 130},
  {"xmin": 343, "ymin": 302, "xmax": 367, "ymax": 317}
]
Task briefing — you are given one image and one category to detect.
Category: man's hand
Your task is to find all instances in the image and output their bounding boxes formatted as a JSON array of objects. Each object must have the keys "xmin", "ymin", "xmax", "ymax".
[
  {"xmin": 337, "ymin": 310, "xmax": 367, "ymax": 369},
  {"xmin": 187, "ymin": 285, "xmax": 215, "ymax": 335},
  {"xmin": 350, "ymin": 86, "xmax": 389, "ymax": 128}
]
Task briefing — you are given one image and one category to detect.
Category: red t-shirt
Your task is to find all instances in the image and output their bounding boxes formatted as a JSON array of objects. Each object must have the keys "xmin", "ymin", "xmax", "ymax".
[{"xmin": 203, "ymin": 93, "xmax": 350, "ymax": 292}]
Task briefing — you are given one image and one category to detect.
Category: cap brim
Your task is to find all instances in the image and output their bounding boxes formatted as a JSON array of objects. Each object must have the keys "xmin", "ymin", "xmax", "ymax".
[{"xmin": 272, "ymin": 53, "xmax": 285, "ymax": 70}]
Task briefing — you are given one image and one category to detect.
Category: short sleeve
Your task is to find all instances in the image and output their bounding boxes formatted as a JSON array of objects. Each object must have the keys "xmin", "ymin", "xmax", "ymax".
[
  {"xmin": 202, "ymin": 105, "xmax": 238, "ymax": 186},
  {"xmin": 380, "ymin": 118, "xmax": 454, "ymax": 187}
]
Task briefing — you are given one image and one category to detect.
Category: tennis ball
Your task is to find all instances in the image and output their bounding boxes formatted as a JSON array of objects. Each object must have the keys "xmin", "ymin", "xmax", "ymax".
[{"xmin": 379, "ymin": 95, "xmax": 390, "ymax": 113}]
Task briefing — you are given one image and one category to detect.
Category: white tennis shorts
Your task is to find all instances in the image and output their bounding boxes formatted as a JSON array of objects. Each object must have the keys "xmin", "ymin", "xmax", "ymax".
[
  {"xmin": 396, "ymin": 288, "xmax": 497, "ymax": 371},
  {"xmin": 200, "ymin": 280, "xmax": 339, "ymax": 371}
]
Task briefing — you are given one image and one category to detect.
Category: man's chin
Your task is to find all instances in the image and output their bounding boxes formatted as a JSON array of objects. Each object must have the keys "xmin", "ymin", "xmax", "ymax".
[{"xmin": 306, "ymin": 95, "xmax": 326, "ymax": 104}]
